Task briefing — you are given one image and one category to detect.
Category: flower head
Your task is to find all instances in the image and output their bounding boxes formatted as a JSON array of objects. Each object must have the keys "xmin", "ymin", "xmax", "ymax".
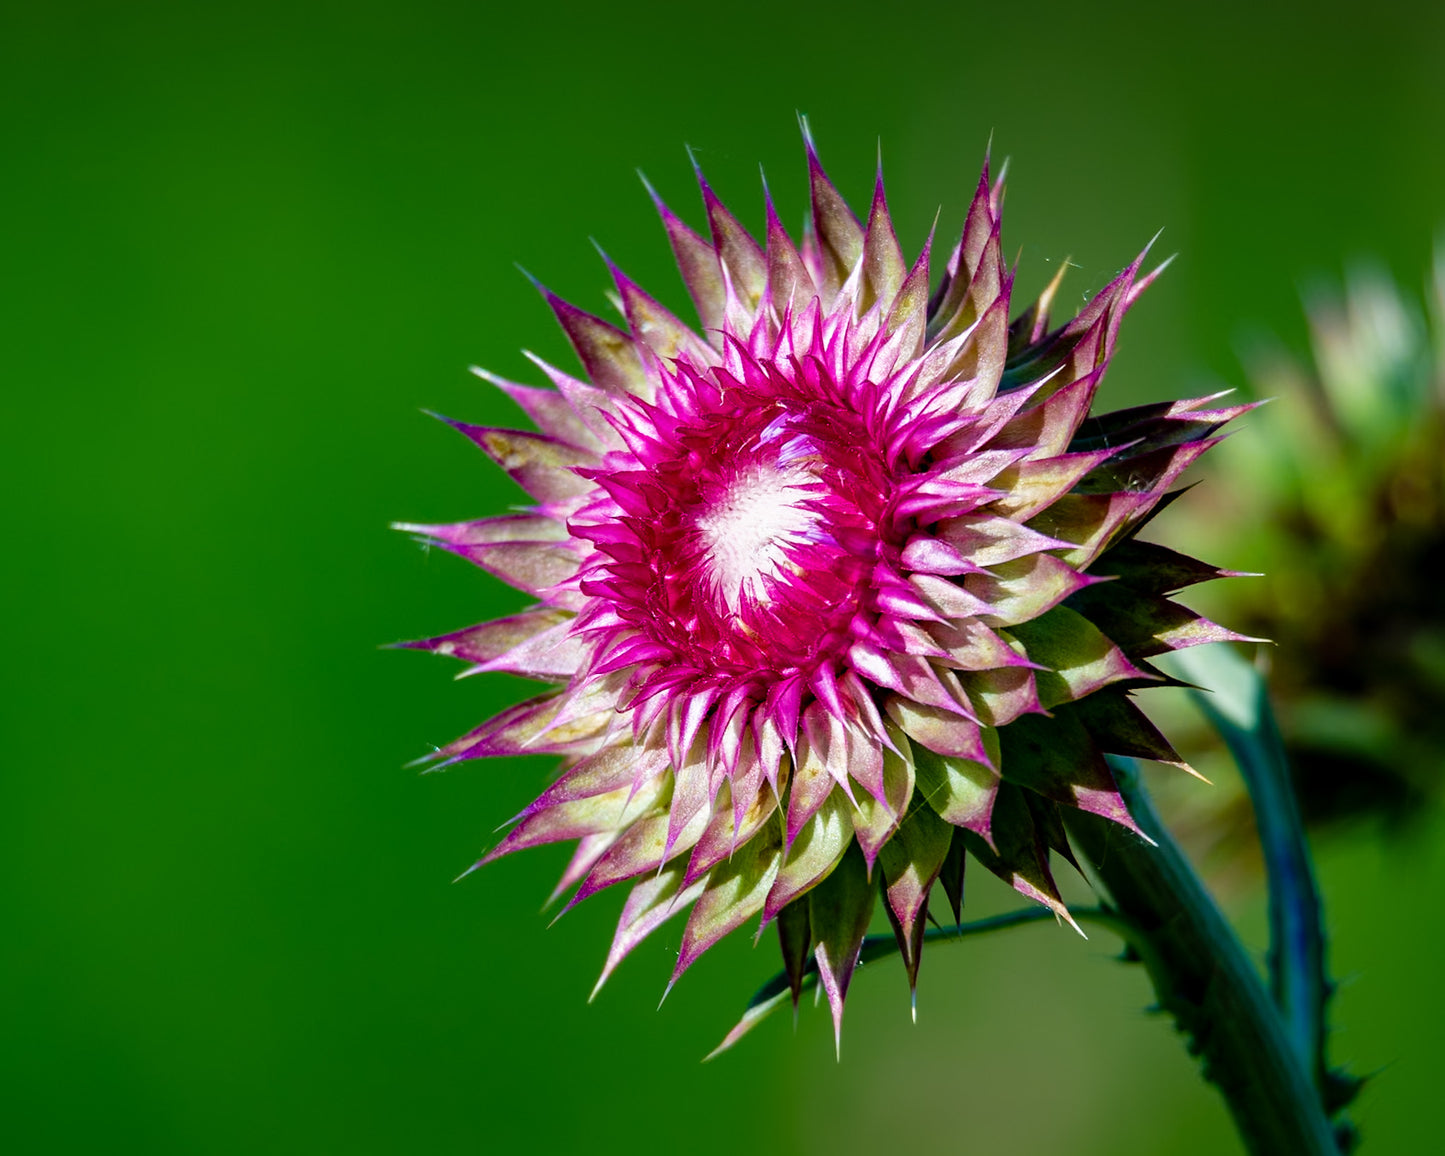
[{"xmin": 400, "ymin": 129, "xmax": 1247, "ymax": 1045}]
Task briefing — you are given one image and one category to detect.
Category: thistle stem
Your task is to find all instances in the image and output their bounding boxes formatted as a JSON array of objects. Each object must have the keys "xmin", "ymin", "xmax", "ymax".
[
  {"xmin": 1062, "ymin": 758, "xmax": 1341, "ymax": 1156},
  {"xmin": 1175, "ymin": 644, "xmax": 1330, "ymax": 1092}
]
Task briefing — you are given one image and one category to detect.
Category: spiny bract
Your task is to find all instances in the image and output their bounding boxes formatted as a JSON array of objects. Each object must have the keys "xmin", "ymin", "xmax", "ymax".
[{"xmin": 399, "ymin": 129, "xmax": 1249, "ymax": 1049}]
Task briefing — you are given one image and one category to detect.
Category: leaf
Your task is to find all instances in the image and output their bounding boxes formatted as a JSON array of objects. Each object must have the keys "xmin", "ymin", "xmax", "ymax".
[
  {"xmin": 986, "ymin": 450, "xmax": 1113, "ymax": 520},
  {"xmin": 536, "ymin": 287, "xmax": 648, "ymax": 394},
  {"xmin": 937, "ymin": 831, "xmax": 966, "ymax": 929},
  {"xmin": 966, "ymin": 553, "xmax": 1092, "ymax": 626},
  {"xmin": 959, "ymin": 665, "xmax": 1042, "ymax": 727},
  {"xmin": 391, "ymin": 607, "xmax": 573, "ymax": 666},
  {"xmin": 449, "ymin": 423, "xmax": 597, "ymax": 502},
  {"xmin": 884, "ymin": 695, "xmax": 989, "ymax": 760},
  {"xmin": 1090, "ymin": 538, "xmax": 1245, "ymax": 595}
]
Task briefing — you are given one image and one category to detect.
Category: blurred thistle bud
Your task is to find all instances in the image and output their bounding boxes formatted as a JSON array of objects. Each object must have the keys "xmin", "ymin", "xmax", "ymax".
[{"xmin": 1176, "ymin": 246, "xmax": 1445, "ymax": 832}]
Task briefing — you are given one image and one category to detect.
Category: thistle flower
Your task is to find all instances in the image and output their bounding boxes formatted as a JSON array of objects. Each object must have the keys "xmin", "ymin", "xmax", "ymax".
[
  {"xmin": 1178, "ymin": 249, "xmax": 1445, "ymax": 828},
  {"xmin": 399, "ymin": 129, "xmax": 1248, "ymax": 1045}
]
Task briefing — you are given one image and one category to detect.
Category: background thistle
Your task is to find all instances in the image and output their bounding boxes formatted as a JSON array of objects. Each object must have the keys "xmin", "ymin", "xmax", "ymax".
[
  {"xmin": 1179, "ymin": 250, "xmax": 1445, "ymax": 829},
  {"xmin": 399, "ymin": 132, "xmax": 1248, "ymax": 1042}
]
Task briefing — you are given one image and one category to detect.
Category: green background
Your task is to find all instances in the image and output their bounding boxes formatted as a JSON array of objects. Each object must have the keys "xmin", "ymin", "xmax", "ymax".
[{"xmin": 5, "ymin": 0, "xmax": 1443, "ymax": 1152}]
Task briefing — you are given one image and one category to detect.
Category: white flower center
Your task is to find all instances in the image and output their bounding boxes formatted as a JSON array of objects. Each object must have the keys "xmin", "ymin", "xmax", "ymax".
[{"xmin": 694, "ymin": 461, "xmax": 823, "ymax": 613}]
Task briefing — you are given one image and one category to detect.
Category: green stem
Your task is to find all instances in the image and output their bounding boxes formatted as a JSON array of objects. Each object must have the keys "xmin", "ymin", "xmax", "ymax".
[
  {"xmin": 1063, "ymin": 758, "xmax": 1340, "ymax": 1155},
  {"xmin": 1175, "ymin": 644, "xmax": 1329, "ymax": 1092}
]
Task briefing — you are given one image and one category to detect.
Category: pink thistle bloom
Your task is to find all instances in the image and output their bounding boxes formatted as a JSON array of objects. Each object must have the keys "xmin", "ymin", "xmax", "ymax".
[{"xmin": 398, "ymin": 128, "xmax": 1250, "ymax": 1046}]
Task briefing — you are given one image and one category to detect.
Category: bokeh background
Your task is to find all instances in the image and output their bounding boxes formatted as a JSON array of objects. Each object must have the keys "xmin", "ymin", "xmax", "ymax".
[{"xmin": 5, "ymin": 1, "xmax": 1444, "ymax": 1152}]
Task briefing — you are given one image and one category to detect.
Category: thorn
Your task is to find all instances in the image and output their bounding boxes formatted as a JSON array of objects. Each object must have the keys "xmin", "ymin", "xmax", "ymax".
[
  {"xmin": 637, "ymin": 169, "xmax": 667, "ymax": 213},
  {"xmin": 419, "ymin": 407, "xmax": 461, "ymax": 428},
  {"xmin": 589, "ymin": 236, "xmax": 615, "ymax": 268},
  {"xmin": 402, "ymin": 747, "xmax": 441, "ymax": 770},
  {"xmin": 1174, "ymin": 760, "xmax": 1213, "ymax": 784},
  {"xmin": 467, "ymin": 364, "xmax": 507, "ymax": 387},
  {"xmin": 658, "ymin": 979, "xmax": 676, "ymax": 1010},
  {"xmin": 1056, "ymin": 906, "xmax": 1089, "ymax": 940},
  {"xmin": 452, "ymin": 859, "xmax": 485, "ymax": 884},
  {"xmin": 797, "ymin": 111, "xmax": 816, "ymax": 155}
]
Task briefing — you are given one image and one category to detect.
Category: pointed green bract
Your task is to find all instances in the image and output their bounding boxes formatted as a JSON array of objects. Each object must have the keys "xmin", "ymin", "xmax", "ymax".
[
  {"xmin": 808, "ymin": 843, "xmax": 875, "ymax": 1050},
  {"xmin": 765, "ymin": 786, "xmax": 855, "ymax": 922},
  {"xmin": 878, "ymin": 794, "xmax": 955, "ymax": 1003},
  {"xmin": 1008, "ymin": 604, "xmax": 1149, "ymax": 708},
  {"xmin": 914, "ymin": 742, "xmax": 1000, "ymax": 842}
]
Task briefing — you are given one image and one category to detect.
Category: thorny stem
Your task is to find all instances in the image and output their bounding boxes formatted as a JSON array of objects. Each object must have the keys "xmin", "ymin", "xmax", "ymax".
[
  {"xmin": 1063, "ymin": 758, "xmax": 1341, "ymax": 1156},
  {"xmin": 1177, "ymin": 645, "xmax": 1331, "ymax": 1094}
]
